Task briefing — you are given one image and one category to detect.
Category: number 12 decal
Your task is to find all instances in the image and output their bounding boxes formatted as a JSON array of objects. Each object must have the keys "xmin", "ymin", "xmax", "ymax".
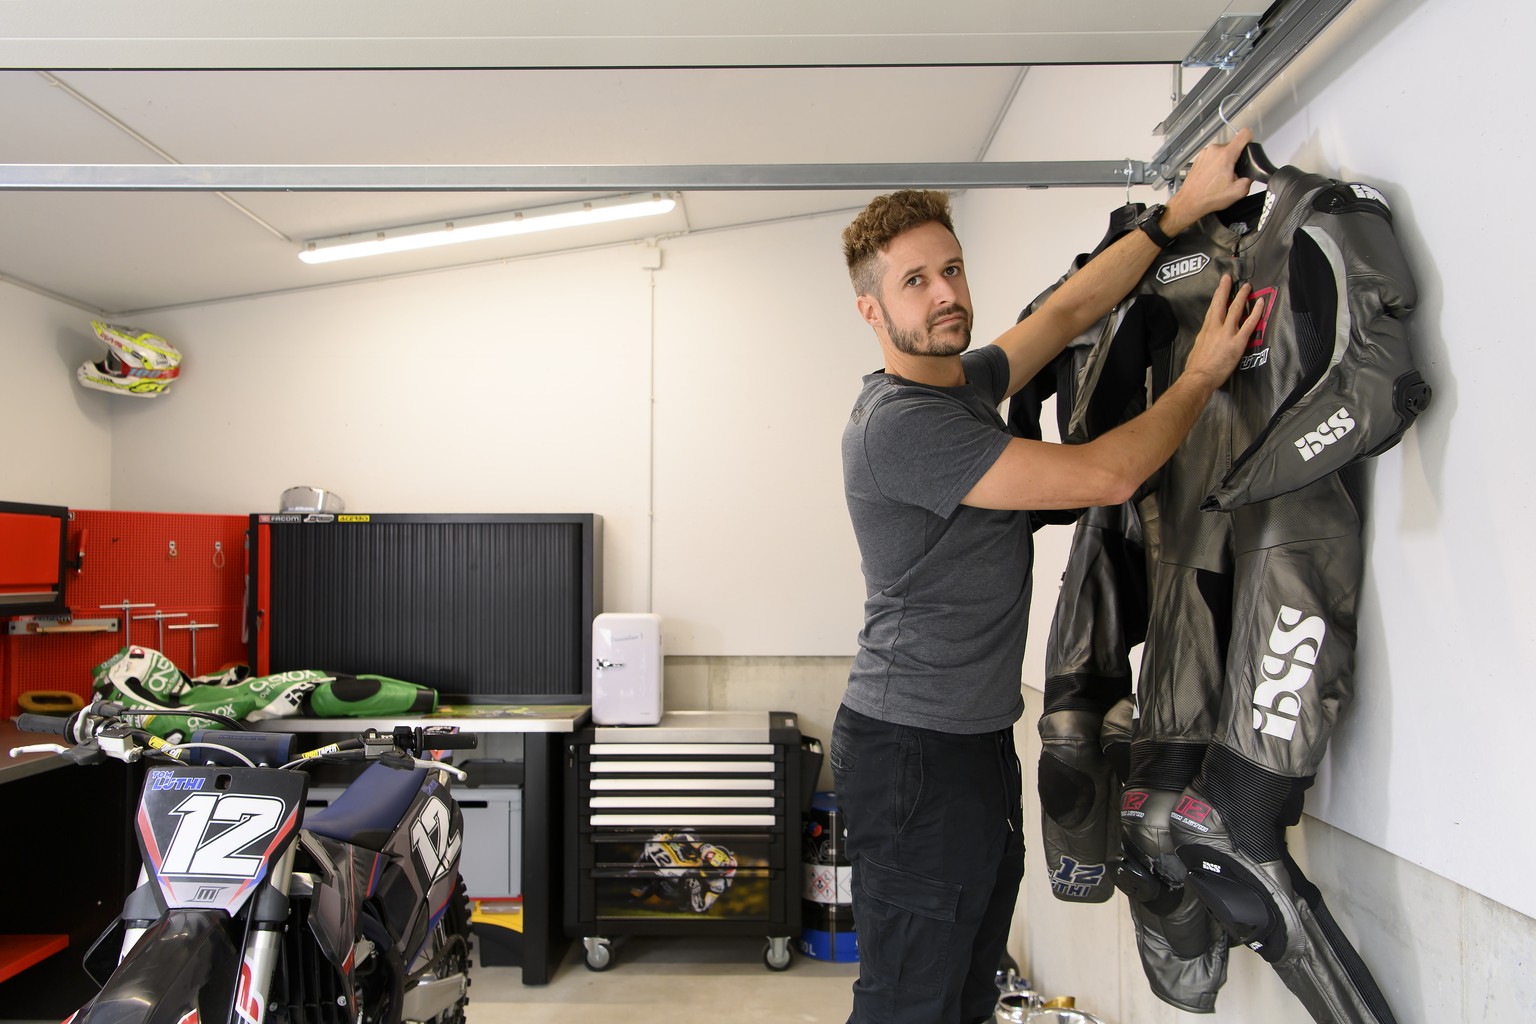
[
  {"xmin": 162, "ymin": 794, "xmax": 285, "ymax": 877},
  {"xmin": 411, "ymin": 796, "xmax": 462, "ymax": 882}
]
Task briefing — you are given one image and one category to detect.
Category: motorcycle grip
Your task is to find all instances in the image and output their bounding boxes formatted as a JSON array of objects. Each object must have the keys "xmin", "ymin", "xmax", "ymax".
[
  {"xmin": 424, "ymin": 731, "xmax": 479, "ymax": 750},
  {"xmin": 16, "ymin": 712, "xmax": 71, "ymax": 736}
]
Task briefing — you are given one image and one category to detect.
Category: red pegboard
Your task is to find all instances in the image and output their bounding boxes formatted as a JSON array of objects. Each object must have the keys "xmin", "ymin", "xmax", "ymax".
[{"xmin": 1, "ymin": 510, "xmax": 250, "ymax": 716}]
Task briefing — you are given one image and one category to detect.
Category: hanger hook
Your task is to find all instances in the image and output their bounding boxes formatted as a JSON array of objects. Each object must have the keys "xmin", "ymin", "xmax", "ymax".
[
  {"xmin": 1124, "ymin": 159, "xmax": 1133, "ymax": 205},
  {"xmin": 1218, "ymin": 94, "xmax": 1238, "ymax": 131}
]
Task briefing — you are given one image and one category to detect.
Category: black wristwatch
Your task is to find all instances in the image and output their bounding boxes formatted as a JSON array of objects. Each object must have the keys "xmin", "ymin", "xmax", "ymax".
[{"xmin": 1135, "ymin": 203, "xmax": 1176, "ymax": 249}]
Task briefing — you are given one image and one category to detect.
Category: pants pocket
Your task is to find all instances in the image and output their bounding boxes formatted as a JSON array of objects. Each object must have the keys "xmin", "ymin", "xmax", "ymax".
[
  {"xmin": 830, "ymin": 711, "xmax": 857, "ymax": 773},
  {"xmin": 856, "ymin": 854, "xmax": 961, "ymax": 999}
]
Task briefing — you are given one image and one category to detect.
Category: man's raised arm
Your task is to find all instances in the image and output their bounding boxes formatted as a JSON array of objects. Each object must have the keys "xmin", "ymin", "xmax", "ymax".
[
  {"xmin": 991, "ymin": 129, "xmax": 1256, "ymax": 399},
  {"xmin": 964, "ymin": 273, "xmax": 1264, "ymax": 511}
]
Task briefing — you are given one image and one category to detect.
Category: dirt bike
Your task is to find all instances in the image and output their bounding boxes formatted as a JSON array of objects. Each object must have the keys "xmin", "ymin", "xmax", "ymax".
[{"xmin": 11, "ymin": 697, "xmax": 477, "ymax": 1024}]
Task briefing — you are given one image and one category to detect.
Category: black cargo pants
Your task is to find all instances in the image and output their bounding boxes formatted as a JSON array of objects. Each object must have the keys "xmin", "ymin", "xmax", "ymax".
[{"xmin": 831, "ymin": 704, "xmax": 1025, "ymax": 1024}]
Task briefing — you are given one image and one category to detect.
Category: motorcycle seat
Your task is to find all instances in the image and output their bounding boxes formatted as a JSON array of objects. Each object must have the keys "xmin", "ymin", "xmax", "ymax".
[{"xmin": 306, "ymin": 761, "xmax": 429, "ymax": 850}]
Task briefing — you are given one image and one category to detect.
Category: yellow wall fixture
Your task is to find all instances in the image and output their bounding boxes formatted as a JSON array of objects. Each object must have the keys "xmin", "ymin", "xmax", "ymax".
[{"xmin": 298, "ymin": 192, "xmax": 677, "ymax": 264}]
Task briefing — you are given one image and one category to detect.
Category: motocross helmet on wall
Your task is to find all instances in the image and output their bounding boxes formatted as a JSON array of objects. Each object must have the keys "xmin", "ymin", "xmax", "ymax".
[{"xmin": 77, "ymin": 320, "xmax": 182, "ymax": 397}]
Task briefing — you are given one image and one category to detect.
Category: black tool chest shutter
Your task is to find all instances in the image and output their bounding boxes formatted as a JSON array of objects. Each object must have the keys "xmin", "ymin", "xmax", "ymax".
[{"xmin": 250, "ymin": 513, "xmax": 601, "ymax": 702}]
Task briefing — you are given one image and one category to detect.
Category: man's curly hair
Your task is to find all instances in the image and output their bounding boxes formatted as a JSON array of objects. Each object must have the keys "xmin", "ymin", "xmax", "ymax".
[{"xmin": 841, "ymin": 189, "xmax": 956, "ymax": 298}]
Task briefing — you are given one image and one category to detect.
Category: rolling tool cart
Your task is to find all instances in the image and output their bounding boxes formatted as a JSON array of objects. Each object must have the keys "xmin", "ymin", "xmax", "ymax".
[{"xmin": 565, "ymin": 710, "xmax": 803, "ymax": 971}]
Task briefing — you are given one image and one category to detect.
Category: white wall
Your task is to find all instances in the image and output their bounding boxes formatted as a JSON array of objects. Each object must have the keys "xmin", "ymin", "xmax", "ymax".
[
  {"xmin": 0, "ymin": 282, "xmax": 114, "ymax": 508},
  {"xmin": 108, "ymin": 221, "xmax": 872, "ymax": 655},
  {"xmin": 116, "ymin": 245, "xmax": 657, "ymax": 618},
  {"xmin": 652, "ymin": 216, "xmax": 870, "ymax": 654},
  {"xmin": 958, "ymin": 2, "xmax": 1536, "ymax": 1022}
]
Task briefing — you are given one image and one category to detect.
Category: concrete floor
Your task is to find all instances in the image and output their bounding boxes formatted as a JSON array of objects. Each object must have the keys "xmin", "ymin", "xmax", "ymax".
[
  {"xmin": 467, "ymin": 936, "xmax": 859, "ymax": 1023},
  {"xmin": 1, "ymin": 935, "xmax": 860, "ymax": 1024}
]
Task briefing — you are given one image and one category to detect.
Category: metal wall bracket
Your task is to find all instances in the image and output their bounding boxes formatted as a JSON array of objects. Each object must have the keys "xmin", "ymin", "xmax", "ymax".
[
  {"xmin": 1182, "ymin": 13, "xmax": 1265, "ymax": 70},
  {"xmin": 1147, "ymin": 0, "xmax": 1356, "ymax": 188}
]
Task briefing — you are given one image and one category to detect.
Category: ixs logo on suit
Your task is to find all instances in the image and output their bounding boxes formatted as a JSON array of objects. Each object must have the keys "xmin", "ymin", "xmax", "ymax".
[
  {"xmin": 1294, "ymin": 408, "xmax": 1357, "ymax": 460},
  {"xmin": 1253, "ymin": 604, "xmax": 1328, "ymax": 741}
]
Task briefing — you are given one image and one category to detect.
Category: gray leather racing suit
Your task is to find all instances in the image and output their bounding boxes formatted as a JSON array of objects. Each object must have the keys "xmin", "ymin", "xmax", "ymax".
[{"xmin": 1039, "ymin": 166, "xmax": 1429, "ymax": 1023}]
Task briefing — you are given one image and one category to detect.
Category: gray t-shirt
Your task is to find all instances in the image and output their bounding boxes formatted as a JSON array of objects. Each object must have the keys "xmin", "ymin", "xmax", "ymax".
[{"xmin": 841, "ymin": 345, "xmax": 1033, "ymax": 734}]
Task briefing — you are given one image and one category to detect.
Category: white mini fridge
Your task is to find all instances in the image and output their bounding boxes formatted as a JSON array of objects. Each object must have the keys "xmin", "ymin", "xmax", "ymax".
[{"xmin": 591, "ymin": 612, "xmax": 664, "ymax": 725}]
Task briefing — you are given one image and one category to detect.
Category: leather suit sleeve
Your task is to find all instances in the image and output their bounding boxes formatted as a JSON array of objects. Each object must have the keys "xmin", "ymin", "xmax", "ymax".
[
  {"xmin": 1010, "ymin": 205, "xmax": 1144, "ymax": 526},
  {"xmin": 1064, "ymin": 295, "xmax": 1178, "ymax": 444},
  {"xmin": 1014, "ymin": 203, "xmax": 1148, "ymax": 446},
  {"xmin": 1203, "ymin": 185, "xmax": 1432, "ymax": 511},
  {"xmin": 1007, "ymin": 261, "xmax": 1081, "ymax": 444}
]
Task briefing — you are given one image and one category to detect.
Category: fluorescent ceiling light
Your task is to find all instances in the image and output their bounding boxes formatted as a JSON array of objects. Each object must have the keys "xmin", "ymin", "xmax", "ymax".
[{"xmin": 298, "ymin": 192, "xmax": 678, "ymax": 264}]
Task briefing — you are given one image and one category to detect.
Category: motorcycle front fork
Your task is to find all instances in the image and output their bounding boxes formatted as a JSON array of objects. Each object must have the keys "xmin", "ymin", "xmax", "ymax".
[{"xmin": 117, "ymin": 845, "xmax": 300, "ymax": 1024}]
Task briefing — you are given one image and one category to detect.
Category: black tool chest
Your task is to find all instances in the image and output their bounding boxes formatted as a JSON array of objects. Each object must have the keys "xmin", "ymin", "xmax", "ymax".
[{"xmin": 564, "ymin": 710, "xmax": 803, "ymax": 971}]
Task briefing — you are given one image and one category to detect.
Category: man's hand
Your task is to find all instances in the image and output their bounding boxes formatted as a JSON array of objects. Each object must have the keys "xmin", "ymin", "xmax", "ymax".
[
  {"xmin": 989, "ymin": 129, "xmax": 1264, "ymax": 401},
  {"xmin": 1184, "ymin": 273, "xmax": 1265, "ymax": 390},
  {"xmin": 1164, "ymin": 128, "xmax": 1259, "ymax": 236}
]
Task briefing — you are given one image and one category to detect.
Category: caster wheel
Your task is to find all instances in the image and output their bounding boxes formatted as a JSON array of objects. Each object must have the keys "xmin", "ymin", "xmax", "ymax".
[
  {"xmin": 764, "ymin": 938, "xmax": 792, "ymax": 971},
  {"xmin": 584, "ymin": 936, "xmax": 614, "ymax": 971}
]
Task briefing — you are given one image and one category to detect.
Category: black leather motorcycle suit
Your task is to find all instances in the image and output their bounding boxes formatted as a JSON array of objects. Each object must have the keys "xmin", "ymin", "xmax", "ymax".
[{"xmin": 1007, "ymin": 204, "xmax": 1148, "ymax": 909}]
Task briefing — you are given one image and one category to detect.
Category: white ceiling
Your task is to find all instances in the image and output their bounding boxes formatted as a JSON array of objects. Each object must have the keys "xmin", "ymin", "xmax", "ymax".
[{"xmin": 0, "ymin": 1, "xmax": 1243, "ymax": 314}]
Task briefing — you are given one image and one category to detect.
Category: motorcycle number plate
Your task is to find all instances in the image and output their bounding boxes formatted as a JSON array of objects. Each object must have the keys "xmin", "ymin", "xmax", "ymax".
[{"xmin": 137, "ymin": 766, "xmax": 308, "ymax": 914}]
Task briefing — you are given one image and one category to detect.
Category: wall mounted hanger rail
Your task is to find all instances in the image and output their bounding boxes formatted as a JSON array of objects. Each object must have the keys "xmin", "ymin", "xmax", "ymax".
[{"xmin": 0, "ymin": 160, "xmax": 1148, "ymax": 193}]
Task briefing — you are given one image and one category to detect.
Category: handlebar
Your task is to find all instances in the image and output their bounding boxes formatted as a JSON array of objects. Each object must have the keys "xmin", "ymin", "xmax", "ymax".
[
  {"xmin": 398, "ymin": 726, "xmax": 478, "ymax": 751},
  {"xmin": 11, "ymin": 699, "xmax": 477, "ymax": 771},
  {"xmin": 16, "ymin": 712, "xmax": 71, "ymax": 737}
]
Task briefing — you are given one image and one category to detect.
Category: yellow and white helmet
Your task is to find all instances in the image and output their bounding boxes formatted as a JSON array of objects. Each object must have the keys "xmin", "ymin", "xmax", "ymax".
[{"xmin": 77, "ymin": 320, "xmax": 182, "ymax": 398}]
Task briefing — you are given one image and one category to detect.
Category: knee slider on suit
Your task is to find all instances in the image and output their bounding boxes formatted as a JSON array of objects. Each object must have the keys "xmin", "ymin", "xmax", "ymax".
[
  {"xmin": 1037, "ymin": 709, "xmax": 1110, "ymax": 829},
  {"xmin": 1116, "ymin": 788, "xmax": 1232, "ymax": 1012},
  {"xmin": 1036, "ymin": 697, "xmax": 1135, "ymax": 820},
  {"xmin": 1176, "ymin": 844, "xmax": 1289, "ymax": 963},
  {"xmin": 1038, "ymin": 708, "xmax": 1122, "ymax": 902}
]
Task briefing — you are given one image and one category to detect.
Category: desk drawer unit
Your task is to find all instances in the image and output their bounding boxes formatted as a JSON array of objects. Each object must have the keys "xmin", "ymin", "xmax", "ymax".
[{"xmin": 565, "ymin": 711, "xmax": 802, "ymax": 971}]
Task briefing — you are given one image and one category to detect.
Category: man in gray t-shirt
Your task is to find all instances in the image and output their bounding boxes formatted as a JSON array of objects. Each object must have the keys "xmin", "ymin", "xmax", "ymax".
[
  {"xmin": 832, "ymin": 130, "xmax": 1266, "ymax": 1024},
  {"xmin": 843, "ymin": 343, "xmax": 1028, "ymax": 734}
]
